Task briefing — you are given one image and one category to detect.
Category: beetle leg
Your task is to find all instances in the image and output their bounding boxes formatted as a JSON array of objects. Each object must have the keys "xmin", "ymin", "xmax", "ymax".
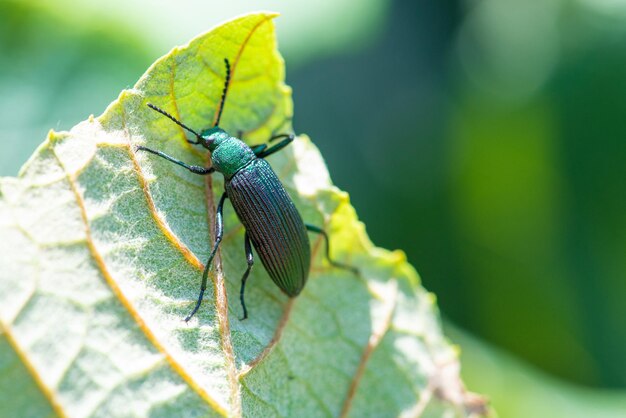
[
  {"xmin": 305, "ymin": 223, "xmax": 359, "ymax": 275},
  {"xmin": 268, "ymin": 133, "xmax": 292, "ymax": 142},
  {"xmin": 249, "ymin": 143, "xmax": 268, "ymax": 155},
  {"xmin": 136, "ymin": 146, "xmax": 215, "ymax": 175},
  {"xmin": 185, "ymin": 192, "xmax": 228, "ymax": 322},
  {"xmin": 255, "ymin": 134, "xmax": 295, "ymax": 158},
  {"xmin": 239, "ymin": 232, "xmax": 254, "ymax": 320}
]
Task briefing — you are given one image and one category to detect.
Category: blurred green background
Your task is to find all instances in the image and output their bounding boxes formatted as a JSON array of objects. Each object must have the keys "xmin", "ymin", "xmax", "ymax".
[{"xmin": 2, "ymin": 0, "xmax": 625, "ymax": 416}]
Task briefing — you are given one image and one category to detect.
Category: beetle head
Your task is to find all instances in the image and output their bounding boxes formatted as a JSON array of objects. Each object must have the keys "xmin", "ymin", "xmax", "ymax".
[{"xmin": 199, "ymin": 126, "xmax": 228, "ymax": 151}]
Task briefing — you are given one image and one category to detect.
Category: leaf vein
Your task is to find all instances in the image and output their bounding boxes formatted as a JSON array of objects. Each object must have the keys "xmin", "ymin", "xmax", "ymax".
[
  {"xmin": 0, "ymin": 321, "xmax": 67, "ymax": 418},
  {"xmin": 126, "ymin": 145, "xmax": 204, "ymax": 271},
  {"xmin": 203, "ymin": 15, "xmax": 279, "ymax": 417},
  {"xmin": 238, "ymin": 298, "xmax": 294, "ymax": 377},
  {"xmin": 50, "ymin": 145, "xmax": 228, "ymax": 417},
  {"xmin": 339, "ymin": 281, "xmax": 399, "ymax": 418}
]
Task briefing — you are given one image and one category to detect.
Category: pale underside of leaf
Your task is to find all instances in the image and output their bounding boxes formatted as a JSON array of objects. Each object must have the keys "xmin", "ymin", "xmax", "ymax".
[{"xmin": 0, "ymin": 12, "xmax": 487, "ymax": 418}]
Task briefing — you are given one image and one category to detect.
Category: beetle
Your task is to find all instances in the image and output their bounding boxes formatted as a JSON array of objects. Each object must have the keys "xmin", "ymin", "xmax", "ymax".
[{"xmin": 137, "ymin": 58, "xmax": 357, "ymax": 320}]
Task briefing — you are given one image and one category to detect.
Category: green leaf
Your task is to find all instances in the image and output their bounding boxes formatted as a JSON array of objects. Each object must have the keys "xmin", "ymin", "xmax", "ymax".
[{"xmin": 0, "ymin": 13, "xmax": 488, "ymax": 418}]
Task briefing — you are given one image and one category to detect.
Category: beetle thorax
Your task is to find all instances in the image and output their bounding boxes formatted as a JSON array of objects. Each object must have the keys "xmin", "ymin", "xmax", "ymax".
[{"xmin": 210, "ymin": 137, "xmax": 256, "ymax": 179}]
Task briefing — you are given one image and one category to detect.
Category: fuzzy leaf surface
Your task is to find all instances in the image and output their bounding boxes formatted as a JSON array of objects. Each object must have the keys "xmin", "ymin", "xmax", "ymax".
[{"xmin": 0, "ymin": 13, "xmax": 486, "ymax": 418}]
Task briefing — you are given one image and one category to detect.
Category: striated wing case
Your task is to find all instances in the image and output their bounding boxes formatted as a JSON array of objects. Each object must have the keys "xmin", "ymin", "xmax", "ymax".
[{"xmin": 226, "ymin": 158, "xmax": 310, "ymax": 296}]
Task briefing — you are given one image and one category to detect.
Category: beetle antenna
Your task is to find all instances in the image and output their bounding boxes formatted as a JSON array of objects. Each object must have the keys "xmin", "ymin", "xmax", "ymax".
[
  {"xmin": 147, "ymin": 103, "xmax": 202, "ymax": 144},
  {"xmin": 214, "ymin": 58, "xmax": 231, "ymax": 127}
]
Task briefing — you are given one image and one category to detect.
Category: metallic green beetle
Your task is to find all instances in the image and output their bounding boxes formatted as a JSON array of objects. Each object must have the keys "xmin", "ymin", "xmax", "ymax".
[{"xmin": 137, "ymin": 59, "xmax": 357, "ymax": 320}]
